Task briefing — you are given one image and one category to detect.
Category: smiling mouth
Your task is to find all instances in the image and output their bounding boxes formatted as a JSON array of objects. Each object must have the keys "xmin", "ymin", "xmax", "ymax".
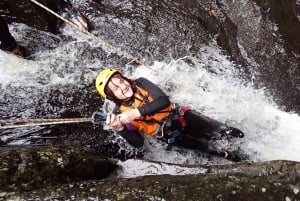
[{"xmin": 122, "ymin": 85, "xmax": 129, "ymax": 94}]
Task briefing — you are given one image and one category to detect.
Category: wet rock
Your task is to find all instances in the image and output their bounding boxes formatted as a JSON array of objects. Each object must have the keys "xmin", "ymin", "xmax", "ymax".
[
  {"xmin": 222, "ymin": 0, "xmax": 300, "ymax": 112},
  {"xmin": 0, "ymin": 0, "xmax": 59, "ymax": 33},
  {"xmin": 254, "ymin": 0, "xmax": 300, "ymax": 54},
  {"xmin": 0, "ymin": 145, "xmax": 118, "ymax": 191},
  {"xmin": 1, "ymin": 160, "xmax": 300, "ymax": 201}
]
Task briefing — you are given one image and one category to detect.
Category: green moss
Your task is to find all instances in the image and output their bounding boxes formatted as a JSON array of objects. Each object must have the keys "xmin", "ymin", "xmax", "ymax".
[
  {"xmin": 11, "ymin": 171, "xmax": 42, "ymax": 183},
  {"xmin": 225, "ymin": 180, "xmax": 235, "ymax": 188},
  {"xmin": 116, "ymin": 193, "xmax": 126, "ymax": 200}
]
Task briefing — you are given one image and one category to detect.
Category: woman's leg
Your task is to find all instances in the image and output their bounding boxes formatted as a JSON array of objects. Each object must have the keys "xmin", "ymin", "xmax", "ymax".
[
  {"xmin": 174, "ymin": 133, "xmax": 225, "ymax": 158},
  {"xmin": 174, "ymin": 133, "xmax": 242, "ymax": 162},
  {"xmin": 183, "ymin": 110, "xmax": 224, "ymax": 137},
  {"xmin": 174, "ymin": 132, "xmax": 210, "ymax": 150},
  {"xmin": 183, "ymin": 110, "xmax": 244, "ymax": 138}
]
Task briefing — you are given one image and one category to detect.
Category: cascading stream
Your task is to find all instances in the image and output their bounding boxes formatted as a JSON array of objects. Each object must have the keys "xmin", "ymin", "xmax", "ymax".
[{"xmin": 1, "ymin": 1, "xmax": 300, "ymax": 171}]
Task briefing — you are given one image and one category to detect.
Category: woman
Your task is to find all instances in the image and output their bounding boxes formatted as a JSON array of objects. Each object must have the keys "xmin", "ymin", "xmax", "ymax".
[{"xmin": 94, "ymin": 68, "xmax": 245, "ymax": 162}]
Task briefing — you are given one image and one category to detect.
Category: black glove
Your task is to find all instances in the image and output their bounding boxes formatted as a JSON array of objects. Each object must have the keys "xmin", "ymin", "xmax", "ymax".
[{"xmin": 92, "ymin": 111, "xmax": 106, "ymax": 125}]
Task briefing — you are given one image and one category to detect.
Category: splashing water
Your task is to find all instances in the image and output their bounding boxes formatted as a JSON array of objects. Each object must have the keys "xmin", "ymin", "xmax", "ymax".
[
  {"xmin": 132, "ymin": 47, "xmax": 300, "ymax": 164},
  {"xmin": 1, "ymin": 22, "xmax": 300, "ymax": 172}
]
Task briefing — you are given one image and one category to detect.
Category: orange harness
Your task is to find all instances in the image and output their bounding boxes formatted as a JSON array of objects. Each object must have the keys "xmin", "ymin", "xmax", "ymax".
[{"xmin": 119, "ymin": 86, "xmax": 173, "ymax": 137}]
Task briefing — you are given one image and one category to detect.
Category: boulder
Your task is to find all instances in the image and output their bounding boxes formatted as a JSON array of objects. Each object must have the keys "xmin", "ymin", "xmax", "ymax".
[
  {"xmin": 1, "ymin": 158, "xmax": 299, "ymax": 201},
  {"xmin": 0, "ymin": 145, "xmax": 118, "ymax": 191}
]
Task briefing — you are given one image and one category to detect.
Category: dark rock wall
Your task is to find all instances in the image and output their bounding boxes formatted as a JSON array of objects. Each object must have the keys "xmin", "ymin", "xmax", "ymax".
[
  {"xmin": 0, "ymin": 156, "xmax": 299, "ymax": 201},
  {"xmin": 0, "ymin": 0, "xmax": 59, "ymax": 33},
  {"xmin": 0, "ymin": 146, "xmax": 118, "ymax": 191},
  {"xmin": 220, "ymin": 0, "xmax": 300, "ymax": 112}
]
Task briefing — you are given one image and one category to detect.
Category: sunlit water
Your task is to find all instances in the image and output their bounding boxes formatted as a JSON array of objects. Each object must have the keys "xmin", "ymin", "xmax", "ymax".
[{"xmin": 1, "ymin": 21, "xmax": 300, "ymax": 177}]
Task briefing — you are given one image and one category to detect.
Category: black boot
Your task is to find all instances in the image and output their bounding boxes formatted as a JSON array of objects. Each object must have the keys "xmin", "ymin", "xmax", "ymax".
[{"xmin": 220, "ymin": 127, "xmax": 244, "ymax": 138}]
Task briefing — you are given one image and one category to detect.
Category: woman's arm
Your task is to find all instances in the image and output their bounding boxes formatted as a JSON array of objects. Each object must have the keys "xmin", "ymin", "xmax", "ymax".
[
  {"xmin": 136, "ymin": 77, "xmax": 171, "ymax": 116},
  {"xmin": 111, "ymin": 108, "xmax": 144, "ymax": 148}
]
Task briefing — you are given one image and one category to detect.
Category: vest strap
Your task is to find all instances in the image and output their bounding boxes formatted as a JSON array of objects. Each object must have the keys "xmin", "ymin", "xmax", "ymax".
[
  {"xmin": 163, "ymin": 104, "xmax": 192, "ymax": 150},
  {"xmin": 177, "ymin": 106, "xmax": 191, "ymax": 126}
]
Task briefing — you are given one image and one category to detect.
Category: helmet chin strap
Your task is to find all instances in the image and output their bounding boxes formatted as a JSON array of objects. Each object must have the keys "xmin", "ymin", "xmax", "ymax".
[{"xmin": 122, "ymin": 96, "xmax": 132, "ymax": 102}]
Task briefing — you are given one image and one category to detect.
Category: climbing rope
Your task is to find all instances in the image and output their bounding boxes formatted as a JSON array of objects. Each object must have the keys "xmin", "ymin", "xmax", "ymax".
[
  {"xmin": 0, "ymin": 117, "xmax": 92, "ymax": 129},
  {"xmin": 30, "ymin": 0, "xmax": 157, "ymax": 73}
]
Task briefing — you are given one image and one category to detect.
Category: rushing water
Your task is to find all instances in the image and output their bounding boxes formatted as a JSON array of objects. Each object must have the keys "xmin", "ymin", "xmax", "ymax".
[{"xmin": 1, "ymin": 19, "xmax": 300, "ymax": 171}]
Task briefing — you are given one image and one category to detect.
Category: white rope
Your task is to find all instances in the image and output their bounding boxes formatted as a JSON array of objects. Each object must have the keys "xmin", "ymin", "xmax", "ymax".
[{"xmin": 0, "ymin": 117, "xmax": 92, "ymax": 129}]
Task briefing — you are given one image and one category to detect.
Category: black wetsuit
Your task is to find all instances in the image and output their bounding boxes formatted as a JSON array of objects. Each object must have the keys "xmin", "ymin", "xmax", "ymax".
[
  {"xmin": 115, "ymin": 77, "xmax": 229, "ymax": 158},
  {"xmin": 0, "ymin": 16, "xmax": 17, "ymax": 52}
]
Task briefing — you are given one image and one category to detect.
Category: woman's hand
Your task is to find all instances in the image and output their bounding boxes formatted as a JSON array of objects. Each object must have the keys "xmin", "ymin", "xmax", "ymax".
[
  {"xmin": 119, "ymin": 108, "xmax": 141, "ymax": 124},
  {"xmin": 106, "ymin": 113, "xmax": 124, "ymax": 131}
]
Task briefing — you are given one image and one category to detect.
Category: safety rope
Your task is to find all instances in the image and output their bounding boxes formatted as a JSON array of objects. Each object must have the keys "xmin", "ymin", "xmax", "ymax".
[
  {"xmin": 30, "ymin": 0, "xmax": 157, "ymax": 73},
  {"xmin": 0, "ymin": 117, "xmax": 92, "ymax": 129}
]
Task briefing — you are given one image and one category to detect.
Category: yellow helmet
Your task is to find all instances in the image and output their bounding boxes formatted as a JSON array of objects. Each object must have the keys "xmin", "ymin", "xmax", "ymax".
[{"xmin": 95, "ymin": 68, "xmax": 119, "ymax": 98}]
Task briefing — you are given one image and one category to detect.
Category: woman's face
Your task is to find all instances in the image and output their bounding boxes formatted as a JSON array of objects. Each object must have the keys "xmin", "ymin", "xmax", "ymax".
[{"xmin": 107, "ymin": 74, "xmax": 133, "ymax": 100}]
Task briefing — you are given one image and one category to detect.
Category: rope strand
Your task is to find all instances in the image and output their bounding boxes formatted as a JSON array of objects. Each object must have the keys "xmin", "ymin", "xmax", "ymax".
[
  {"xmin": 0, "ymin": 118, "xmax": 92, "ymax": 129},
  {"xmin": 30, "ymin": 0, "xmax": 157, "ymax": 73}
]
